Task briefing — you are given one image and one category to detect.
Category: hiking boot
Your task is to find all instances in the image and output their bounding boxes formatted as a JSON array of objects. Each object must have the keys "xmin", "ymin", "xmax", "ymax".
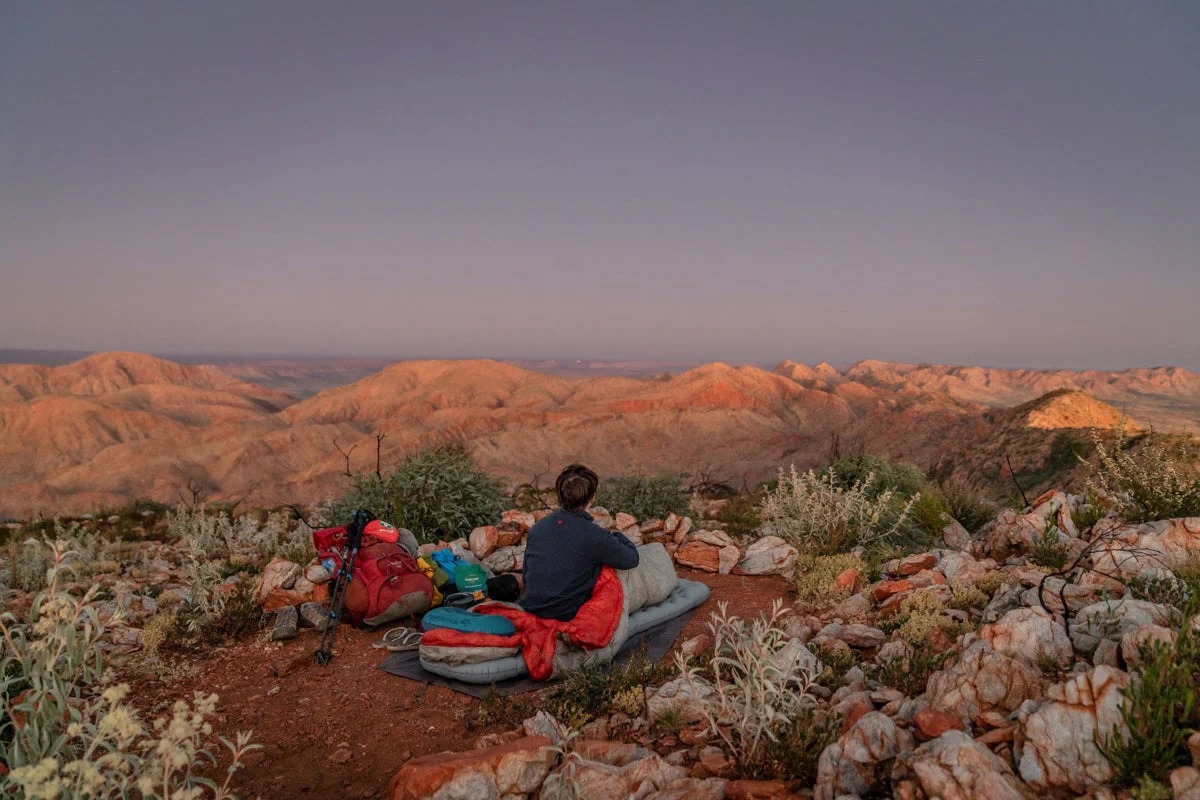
[
  {"xmin": 271, "ymin": 606, "xmax": 299, "ymax": 641},
  {"xmin": 298, "ymin": 601, "xmax": 329, "ymax": 631}
]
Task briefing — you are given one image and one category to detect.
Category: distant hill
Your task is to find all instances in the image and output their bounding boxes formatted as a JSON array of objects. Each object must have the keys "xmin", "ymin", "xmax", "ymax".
[{"xmin": 1, "ymin": 352, "xmax": 1196, "ymax": 518}]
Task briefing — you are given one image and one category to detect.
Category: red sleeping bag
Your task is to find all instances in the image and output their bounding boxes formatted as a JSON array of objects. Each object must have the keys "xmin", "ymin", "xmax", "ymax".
[{"xmin": 422, "ymin": 566, "xmax": 624, "ymax": 680}]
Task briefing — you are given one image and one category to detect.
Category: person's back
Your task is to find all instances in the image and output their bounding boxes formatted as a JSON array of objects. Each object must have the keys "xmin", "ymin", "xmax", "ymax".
[{"xmin": 520, "ymin": 465, "xmax": 639, "ymax": 622}]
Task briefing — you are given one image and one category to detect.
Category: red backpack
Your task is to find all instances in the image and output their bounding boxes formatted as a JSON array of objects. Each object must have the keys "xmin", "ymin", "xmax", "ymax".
[{"xmin": 313, "ymin": 524, "xmax": 434, "ymax": 627}]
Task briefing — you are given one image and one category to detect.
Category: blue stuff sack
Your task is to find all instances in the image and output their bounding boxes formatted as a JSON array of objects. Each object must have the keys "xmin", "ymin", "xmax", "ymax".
[{"xmin": 421, "ymin": 606, "xmax": 516, "ymax": 636}]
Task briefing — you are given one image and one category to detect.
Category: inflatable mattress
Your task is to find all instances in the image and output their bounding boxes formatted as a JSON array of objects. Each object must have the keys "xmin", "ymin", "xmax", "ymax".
[{"xmin": 418, "ymin": 577, "xmax": 711, "ymax": 684}]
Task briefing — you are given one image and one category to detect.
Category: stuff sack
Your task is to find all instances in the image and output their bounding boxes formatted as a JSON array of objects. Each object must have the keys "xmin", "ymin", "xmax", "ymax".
[{"xmin": 313, "ymin": 527, "xmax": 434, "ymax": 627}]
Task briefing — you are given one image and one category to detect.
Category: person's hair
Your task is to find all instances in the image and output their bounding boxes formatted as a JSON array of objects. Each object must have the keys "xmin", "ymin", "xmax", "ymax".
[{"xmin": 555, "ymin": 464, "xmax": 599, "ymax": 512}]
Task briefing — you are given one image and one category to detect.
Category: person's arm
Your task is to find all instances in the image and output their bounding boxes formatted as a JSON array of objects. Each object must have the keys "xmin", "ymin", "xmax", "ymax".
[{"xmin": 587, "ymin": 525, "xmax": 640, "ymax": 570}]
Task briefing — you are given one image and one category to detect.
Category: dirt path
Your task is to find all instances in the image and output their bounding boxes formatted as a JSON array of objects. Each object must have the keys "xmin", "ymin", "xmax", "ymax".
[{"xmin": 130, "ymin": 570, "xmax": 793, "ymax": 799}]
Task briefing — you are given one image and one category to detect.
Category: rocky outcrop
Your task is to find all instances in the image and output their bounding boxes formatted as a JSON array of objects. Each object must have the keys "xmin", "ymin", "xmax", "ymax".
[
  {"xmin": 815, "ymin": 711, "xmax": 914, "ymax": 800},
  {"xmin": 1016, "ymin": 666, "xmax": 1130, "ymax": 794},
  {"xmin": 903, "ymin": 730, "xmax": 1036, "ymax": 800},
  {"xmin": 925, "ymin": 641, "xmax": 1046, "ymax": 727}
]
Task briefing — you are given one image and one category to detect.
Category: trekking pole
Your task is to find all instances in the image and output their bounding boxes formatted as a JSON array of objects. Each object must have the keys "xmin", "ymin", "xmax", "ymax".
[{"xmin": 315, "ymin": 509, "xmax": 371, "ymax": 666}]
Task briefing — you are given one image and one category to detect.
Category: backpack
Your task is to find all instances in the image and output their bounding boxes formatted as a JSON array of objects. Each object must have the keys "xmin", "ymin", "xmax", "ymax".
[{"xmin": 313, "ymin": 524, "xmax": 435, "ymax": 627}]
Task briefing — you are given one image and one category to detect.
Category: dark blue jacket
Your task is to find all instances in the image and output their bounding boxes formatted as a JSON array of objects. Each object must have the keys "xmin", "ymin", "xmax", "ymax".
[{"xmin": 520, "ymin": 509, "xmax": 639, "ymax": 621}]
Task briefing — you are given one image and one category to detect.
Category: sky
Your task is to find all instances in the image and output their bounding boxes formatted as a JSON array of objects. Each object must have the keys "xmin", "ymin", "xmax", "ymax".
[{"xmin": 1, "ymin": 2, "xmax": 1198, "ymax": 370}]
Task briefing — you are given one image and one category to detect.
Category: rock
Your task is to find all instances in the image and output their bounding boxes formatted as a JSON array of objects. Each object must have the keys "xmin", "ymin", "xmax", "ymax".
[
  {"xmin": 772, "ymin": 638, "xmax": 823, "ymax": 678},
  {"xmin": 904, "ymin": 729, "xmax": 1035, "ymax": 800},
  {"xmin": 935, "ymin": 551, "xmax": 990, "ymax": 586},
  {"xmin": 723, "ymin": 779, "xmax": 793, "ymax": 799},
  {"xmin": 674, "ymin": 516, "xmax": 694, "ymax": 544},
  {"xmin": 1017, "ymin": 666, "xmax": 1130, "ymax": 794},
  {"xmin": 255, "ymin": 558, "xmax": 303, "ymax": 603},
  {"xmin": 590, "ymin": 509, "xmax": 614, "ymax": 529},
  {"xmin": 1120, "ymin": 624, "xmax": 1176, "ymax": 669},
  {"xmin": 885, "ymin": 553, "xmax": 937, "ymax": 577},
  {"xmin": 614, "ymin": 512, "xmax": 637, "ymax": 530},
  {"xmin": 733, "ymin": 536, "xmax": 798, "ymax": 576},
  {"xmin": 717, "ymin": 544, "xmax": 740, "ymax": 575},
  {"xmin": 621, "ymin": 526, "xmax": 644, "ymax": 546},
  {"xmin": 261, "ymin": 583, "xmax": 329, "ymax": 612},
  {"xmin": 468, "ymin": 526, "xmax": 500, "ymax": 558},
  {"xmin": 817, "ymin": 622, "xmax": 887, "ymax": 650},
  {"xmin": 673, "ymin": 541, "xmax": 722, "ymax": 572},
  {"xmin": 664, "ymin": 513, "xmax": 681, "ymax": 535},
  {"xmin": 834, "ymin": 567, "xmax": 860, "ymax": 593},
  {"xmin": 521, "ymin": 711, "xmax": 569, "ymax": 746},
  {"xmin": 680, "ymin": 633, "xmax": 712, "ymax": 657},
  {"xmin": 832, "ymin": 593, "xmax": 873, "ymax": 620},
  {"xmin": 1019, "ymin": 576, "xmax": 1100, "ymax": 615},
  {"xmin": 298, "ymin": 601, "xmax": 328, "ymax": 631},
  {"xmin": 814, "ymin": 711, "xmax": 914, "ymax": 800},
  {"xmin": 1069, "ymin": 598, "xmax": 1174, "ymax": 656},
  {"xmin": 1173, "ymin": 766, "xmax": 1200, "ymax": 800},
  {"xmin": 1188, "ymin": 732, "xmax": 1200, "ymax": 766},
  {"xmin": 387, "ymin": 736, "xmax": 554, "ymax": 800},
  {"xmin": 941, "ymin": 518, "xmax": 973, "ymax": 551},
  {"xmin": 973, "ymin": 509, "xmax": 1047, "ymax": 562},
  {"xmin": 913, "ymin": 709, "xmax": 965, "ymax": 741},
  {"xmin": 696, "ymin": 745, "xmax": 735, "ymax": 778},
  {"xmin": 981, "ymin": 580, "xmax": 1025, "ymax": 623},
  {"xmin": 329, "ymin": 746, "xmax": 353, "ymax": 765},
  {"xmin": 647, "ymin": 676, "xmax": 711, "ymax": 725},
  {"xmin": 500, "ymin": 509, "xmax": 535, "ymax": 531},
  {"xmin": 978, "ymin": 607, "xmax": 1072, "ymax": 667},
  {"xmin": 872, "ymin": 579, "xmax": 917, "ymax": 603},
  {"xmin": 1088, "ymin": 517, "xmax": 1200, "ymax": 579},
  {"xmin": 480, "ymin": 544, "xmax": 525, "ymax": 574},
  {"xmin": 926, "ymin": 640, "xmax": 1046, "ymax": 727},
  {"xmin": 640, "ymin": 518, "xmax": 665, "ymax": 534},
  {"xmin": 305, "ymin": 561, "xmax": 332, "ymax": 584},
  {"xmin": 645, "ymin": 777, "xmax": 728, "ymax": 799}
]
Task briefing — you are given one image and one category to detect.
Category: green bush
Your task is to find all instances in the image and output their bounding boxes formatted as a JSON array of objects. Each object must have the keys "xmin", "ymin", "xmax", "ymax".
[
  {"xmin": 1100, "ymin": 604, "xmax": 1200, "ymax": 786},
  {"xmin": 332, "ymin": 444, "xmax": 506, "ymax": 544},
  {"xmin": 1087, "ymin": 428, "xmax": 1200, "ymax": 523},
  {"xmin": 1029, "ymin": 523, "xmax": 1071, "ymax": 571},
  {"xmin": 935, "ymin": 479, "xmax": 999, "ymax": 534},
  {"xmin": 715, "ymin": 493, "xmax": 762, "ymax": 538},
  {"xmin": 830, "ymin": 455, "xmax": 925, "ymax": 498},
  {"xmin": 594, "ymin": 474, "xmax": 690, "ymax": 520},
  {"xmin": 545, "ymin": 647, "xmax": 672, "ymax": 729}
]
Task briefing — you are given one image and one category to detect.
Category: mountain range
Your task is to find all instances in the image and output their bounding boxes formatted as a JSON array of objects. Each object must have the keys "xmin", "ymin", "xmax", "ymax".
[{"xmin": 1, "ymin": 351, "xmax": 1196, "ymax": 519}]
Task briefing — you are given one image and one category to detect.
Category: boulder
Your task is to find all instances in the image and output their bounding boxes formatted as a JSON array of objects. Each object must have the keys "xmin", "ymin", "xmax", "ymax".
[
  {"xmin": 817, "ymin": 622, "xmax": 887, "ymax": 650},
  {"xmin": 1017, "ymin": 666, "xmax": 1129, "ymax": 794},
  {"xmin": 814, "ymin": 711, "xmax": 914, "ymax": 800},
  {"xmin": 832, "ymin": 593, "xmax": 873, "ymax": 620},
  {"xmin": 468, "ymin": 525, "xmax": 500, "ymax": 558},
  {"xmin": 926, "ymin": 640, "xmax": 1047, "ymax": 727},
  {"xmin": 500, "ymin": 509, "xmax": 536, "ymax": 531},
  {"xmin": 1119, "ymin": 623, "xmax": 1176, "ymax": 669},
  {"xmin": 904, "ymin": 729, "xmax": 1036, "ymax": 800},
  {"xmin": 978, "ymin": 607, "xmax": 1072, "ymax": 667},
  {"xmin": 481, "ymin": 544, "xmax": 525, "ymax": 574},
  {"xmin": 935, "ymin": 551, "xmax": 990, "ymax": 586},
  {"xmin": 733, "ymin": 536, "xmax": 798, "ymax": 576},
  {"xmin": 973, "ymin": 509, "xmax": 1046, "ymax": 561},
  {"xmin": 673, "ymin": 541, "xmax": 722, "ymax": 572},
  {"xmin": 647, "ymin": 676, "xmax": 712, "ymax": 725},
  {"xmin": 254, "ymin": 558, "xmax": 302, "ymax": 603},
  {"xmin": 1088, "ymin": 518, "xmax": 1200, "ymax": 580},
  {"xmin": 1069, "ymin": 598, "xmax": 1174, "ymax": 656},
  {"xmin": 941, "ymin": 517, "xmax": 973, "ymax": 551},
  {"xmin": 387, "ymin": 736, "xmax": 555, "ymax": 800},
  {"xmin": 614, "ymin": 511, "xmax": 637, "ymax": 530}
]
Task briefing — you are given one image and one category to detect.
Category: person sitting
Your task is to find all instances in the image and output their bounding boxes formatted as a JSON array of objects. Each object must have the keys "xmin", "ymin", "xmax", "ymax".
[{"xmin": 520, "ymin": 464, "xmax": 640, "ymax": 621}]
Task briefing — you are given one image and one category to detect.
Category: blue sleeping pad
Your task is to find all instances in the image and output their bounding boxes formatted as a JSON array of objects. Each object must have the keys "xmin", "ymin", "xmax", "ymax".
[{"xmin": 421, "ymin": 606, "xmax": 517, "ymax": 636}]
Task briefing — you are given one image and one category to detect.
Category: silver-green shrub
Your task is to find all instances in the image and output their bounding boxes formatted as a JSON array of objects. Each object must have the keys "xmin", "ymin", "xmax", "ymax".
[
  {"xmin": 760, "ymin": 466, "xmax": 915, "ymax": 555},
  {"xmin": 676, "ymin": 599, "xmax": 819, "ymax": 771},
  {"xmin": 0, "ymin": 542, "xmax": 256, "ymax": 799}
]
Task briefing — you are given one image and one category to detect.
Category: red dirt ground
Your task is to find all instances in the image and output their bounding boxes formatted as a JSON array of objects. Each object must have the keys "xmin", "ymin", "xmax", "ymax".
[{"xmin": 130, "ymin": 569, "xmax": 793, "ymax": 799}]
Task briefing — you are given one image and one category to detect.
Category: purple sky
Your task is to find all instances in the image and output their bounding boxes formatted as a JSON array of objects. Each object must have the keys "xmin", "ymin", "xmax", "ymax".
[{"xmin": 2, "ymin": 3, "xmax": 1198, "ymax": 369}]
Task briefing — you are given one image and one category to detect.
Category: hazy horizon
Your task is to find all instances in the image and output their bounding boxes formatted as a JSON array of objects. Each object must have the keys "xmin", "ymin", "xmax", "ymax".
[{"xmin": 3, "ymin": 3, "xmax": 1198, "ymax": 370}]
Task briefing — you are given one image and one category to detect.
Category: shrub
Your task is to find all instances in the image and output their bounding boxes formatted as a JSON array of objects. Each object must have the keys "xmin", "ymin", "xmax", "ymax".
[
  {"xmin": 869, "ymin": 642, "xmax": 949, "ymax": 696},
  {"xmin": 332, "ymin": 444, "xmax": 506, "ymax": 544},
  {"xmin": 677, "ymin": 600, "xmax": 820, "ymax": 775},
  {"xmin": 545, "ymin": 648, "xmax": 671, "ymax": 729},
  {"xmin": 167, "ymin": 506, "xmax": 303, "ymax": 566},
  {"xmin": 757, "ymin": 706, "xmax": 839, "ymax": 785},
  {"xmin": 935, "ymin": 479, "xmax": 999, "ymax": 534},
  {"xmin": 1029, "ymin": 523, "xmax": 1071, "ymax": 571},
  {"xmin": 830, "ymin": 455, "xmax": 925, "ymax": 498},
  {"xmin": 760, "ymin": 466, "xmax": 915, "ymax": 556},
  {"xmin": 715, "ymin": 493, "xmax": 763, "ymax": 539},
  {"xmin": 1100, "ymin": 605, "xmax": 1200, "ymax": 786},
  {"xmin": 0, "ymin": 542, "xmax": 257, "ymax": 798},
  {"xmin": 792, "ymin": 553, "xmax": 862, "ymax": 606},
  {"xmin": 1086, "ymin": 428, "xmax": 1200, "ymax": 523},
  {"xmin": 595, "ymin": 474, "xmax": 690, "ymax": 520}
]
